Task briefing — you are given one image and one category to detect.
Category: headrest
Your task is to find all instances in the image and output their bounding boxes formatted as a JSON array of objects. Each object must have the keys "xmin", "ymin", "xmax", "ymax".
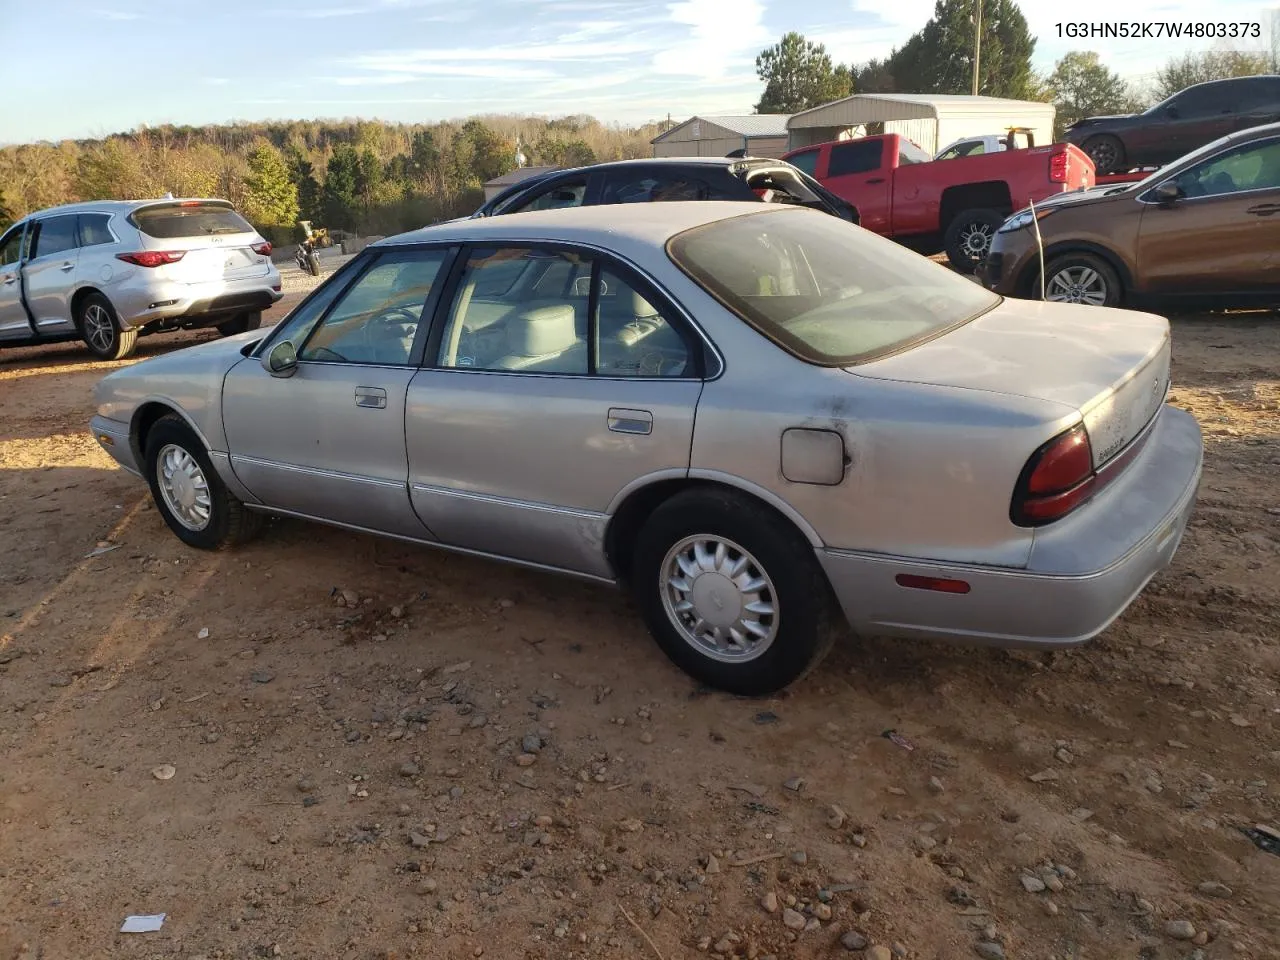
[
  {"xmin": 631, "ymin": 290, "xmax": 658, "ymax": 318},
  {"xmin": 506, "ymin": 303, "xmax": 577, "ymax": 357}
]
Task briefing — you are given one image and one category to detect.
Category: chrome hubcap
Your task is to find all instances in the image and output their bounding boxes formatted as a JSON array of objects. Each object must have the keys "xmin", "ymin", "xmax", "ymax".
[
  {"xmin": 83, "ymin": 304, "xmax": 115, "ymax": 352},
  {"xmin": 1046, "ymin": 266, "xmax": 1108, "ymax": 306},
  {"xmin": 156, "ymin": 444, "xmax": 212, "ymax": 531},
  {"xmin": 959, "ymin": 222, "xmax": 994, "ymax": 260},
  {"xmin": 659, "ymin": 535, "xmax": 778, "ymax": 663}
]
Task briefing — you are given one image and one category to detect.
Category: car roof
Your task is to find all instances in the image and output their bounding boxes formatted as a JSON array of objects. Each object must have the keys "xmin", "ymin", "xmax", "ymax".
[
  {"xmin": 18, "ymin": 197, "xmax": 234, "ymax": 219},
  {"xmin": 381, "ymin": 200, "xmax": 781, "ymax": 248}
]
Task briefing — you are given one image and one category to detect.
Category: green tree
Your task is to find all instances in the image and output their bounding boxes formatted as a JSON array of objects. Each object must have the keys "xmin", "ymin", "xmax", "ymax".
[
  {"xmin": 1153, "ymin": 49, "xmax": 1270, "ymax": 102},
  {"xmin": 242, "ymin": 142, "xmax": 299, "ymax": 227},
  {"xmin": 1047, "ymin": 52, "xmax": 1139, "ymax": 138},
  {"xmin": 851, "ymin": 58, "xmax": 897, "ymax": 93},
  {"xmin": 355, "ymin": 148, "xmax": 383, "ymax": 215},
  {"xmin": 409, "ymin": 130, "xmax": 441, "ymax": 187},
  {"xmin": 532, "ymin": 138, "xmax": 596, "ymax": 167},
  {"xmin": 888, "ymin": 0, "xmax": 1037, "ymax": 99},
  {"xmin": 755, "ymin": 32, "xmax": 852, "ymax": 113},
  {"xmin": 322, "ymin": 145, "xmax": 360, "ymax": 229},
  {"xmin": 285, "ymin": 147, "xmax": 322, "ymax": 222},
  {"xmin": 450, "ymin": 120, "xmax": 513, "ymax": 188}
]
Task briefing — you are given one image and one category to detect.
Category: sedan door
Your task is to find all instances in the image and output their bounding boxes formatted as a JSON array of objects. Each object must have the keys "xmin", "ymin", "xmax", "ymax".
[
  {"xmin": 404, "ymin": 244, "xmax": 706, "ymax": 578},
  {"xmin": 221, "ymin": 245, "xmax": 455, "ymax": 535},
  {"xmin": 22, "ymin": 214, "xmax": 81, "ymax": 333},
  {"xmin": 0, "ymin": 223, "xmax": 34, "ymax": 343},
  {"xmin": 1135, "ymin": 134, "xmax": 1280, "ymax": 297}
]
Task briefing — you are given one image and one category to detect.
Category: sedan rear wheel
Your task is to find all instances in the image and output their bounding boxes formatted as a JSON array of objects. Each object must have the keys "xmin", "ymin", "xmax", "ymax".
[
  {"xmin": 632, "ymin": 488, "xmax": 839, "ymax": 695},
  {"xmin": 79, "ymin": 293, "xmax": 138, "ymax": 361},
  {"xmin": 144, "ymin": 415, "xmax": 263, "ymax": 550},
  {"xmin": 1042, "ymin": 253, "xmax": 1122, "ymax": 308}
]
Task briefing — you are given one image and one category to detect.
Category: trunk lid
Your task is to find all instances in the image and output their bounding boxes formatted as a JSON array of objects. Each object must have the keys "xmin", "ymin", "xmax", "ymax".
[
  {"xmin": 131, "ymin": 201, "xmax": 271, "ymax": 283},
  {"xmin": 849, "ymin": 299, "xmax": 1171, "ymax": 469}
]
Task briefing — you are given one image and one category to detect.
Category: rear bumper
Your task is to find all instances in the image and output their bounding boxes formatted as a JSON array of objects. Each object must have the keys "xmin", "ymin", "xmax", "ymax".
[
  {"xmin": 90, "ymin": 415, "xmax": 142, "ymax": 477},
  {"xmin": 819, "ymin": 405, "xmax": 1202, "ymax": 647},
  {"xmin": 114, "ymin": 273, "xmax": 283, "ymax": 329}
]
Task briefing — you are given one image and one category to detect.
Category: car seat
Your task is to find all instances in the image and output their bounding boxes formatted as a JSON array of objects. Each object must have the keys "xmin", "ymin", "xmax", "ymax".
[{"xmin": 490, "ymin": 304, "xmax": 585, "ymax": 372}]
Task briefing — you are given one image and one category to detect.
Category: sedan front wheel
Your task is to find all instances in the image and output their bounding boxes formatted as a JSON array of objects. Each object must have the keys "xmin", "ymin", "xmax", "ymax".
[
  {"xmin": 144, "ymin": 415, "xmax": 263, "ymax": 550},
  {"xmin": 632, "ymin": 488, "xmax": 838, "ymax": 695},
  {"xmin": 1041, "ymin": 253, "xmax": 1122, "ymax": 308}
]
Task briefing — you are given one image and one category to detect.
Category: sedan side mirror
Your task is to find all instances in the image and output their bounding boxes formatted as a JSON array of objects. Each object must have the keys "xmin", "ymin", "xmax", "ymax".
[
  {"xmin": 1153, "ymin": 181, "xmax": 1184, "ymax": 205},
  {"xmin": 263, "ymin": 339, "xmax": 298, "ymax": 377}
]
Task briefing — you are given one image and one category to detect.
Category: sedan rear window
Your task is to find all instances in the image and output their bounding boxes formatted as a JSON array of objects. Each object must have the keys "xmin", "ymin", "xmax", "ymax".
[
  {"xmin": 131, "ymin": 203, "xmax": 254, "ymax": 239},
  {"xmin": 668, "ymin": 208, "xmax": 999, "ymax": 365}
]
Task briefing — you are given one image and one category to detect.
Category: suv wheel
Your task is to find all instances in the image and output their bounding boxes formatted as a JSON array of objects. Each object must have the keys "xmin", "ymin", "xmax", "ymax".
[
  {"xmin": 1041, "ymin": 253, "xmax": 1122, "ymax": 307},
  {"xmin": 79, "ymin": 293, "xmax": 137, "ymax": 361},
  {"xmin": 144, "ymin": 415, "xmax": 263, "ymax": 550},
  {"xmin": 631, "ymin": 488, "xmax": 839, "ymax": 696},
  {"xmin": 216, "ymin": 311, "xmax": 263, "ymax": 337},
  {"xmin": 943, "ymin": 208, "xmax": 1005, "ymax": 273},
  {"xmin": 1083, "ymin": 135, "xmax": 1125, "ymax": 175}
]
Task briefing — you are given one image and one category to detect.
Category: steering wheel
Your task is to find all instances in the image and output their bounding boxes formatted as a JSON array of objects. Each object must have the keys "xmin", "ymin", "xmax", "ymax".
[{"xmin": 361, "ymin": 305, "xmax": 419, "ymax": 356}]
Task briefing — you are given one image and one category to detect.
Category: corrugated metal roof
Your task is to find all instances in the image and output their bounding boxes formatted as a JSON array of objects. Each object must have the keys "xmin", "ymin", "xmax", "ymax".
[
  {"xmin": 788, "ymin": 94, "xmax": 1053, "ymax": 128},
  {"xmin": 652, "ymin": 114, "xmax": 791, "ymax": 143}
]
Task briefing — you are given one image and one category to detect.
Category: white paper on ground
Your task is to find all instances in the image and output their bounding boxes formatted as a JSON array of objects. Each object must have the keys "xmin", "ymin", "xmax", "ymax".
[{"xmin": 120, "ymin": 914, "xmax": 166, "ymax": 933}]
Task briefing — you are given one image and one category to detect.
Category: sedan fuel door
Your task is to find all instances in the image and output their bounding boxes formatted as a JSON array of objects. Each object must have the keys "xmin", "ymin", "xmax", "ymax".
[
  {"xmin": 404, "ymin": 244, "xmax": 707, "ymax": 578},
  {"xmin": 221, "ymin": 245, "xmax": 456, "ymax": 535},
  {"xmin": 0, "ymin": 223, "xmax": 34, "ymax": 342}
]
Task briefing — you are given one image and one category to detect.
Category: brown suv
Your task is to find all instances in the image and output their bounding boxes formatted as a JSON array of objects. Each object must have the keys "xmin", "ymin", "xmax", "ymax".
[{"xmin": 981, "ymin": 122, "xmax": 1280, "ymax": 309}]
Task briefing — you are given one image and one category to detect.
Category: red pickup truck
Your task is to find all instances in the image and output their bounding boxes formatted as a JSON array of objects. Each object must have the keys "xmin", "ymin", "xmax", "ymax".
[{"xmin": 782, "ymin": 135, "xmax": 1096, "ymax": 270}]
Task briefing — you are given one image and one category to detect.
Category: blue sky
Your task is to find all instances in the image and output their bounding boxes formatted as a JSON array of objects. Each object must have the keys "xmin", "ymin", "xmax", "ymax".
[{"xmin": 0, "ymin": 0, "xmax": 1275, "ymax": 143}]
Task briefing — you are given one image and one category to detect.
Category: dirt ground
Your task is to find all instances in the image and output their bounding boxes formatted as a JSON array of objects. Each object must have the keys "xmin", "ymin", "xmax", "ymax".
[{"xmin": 1, "ymin": 291, "xmax": 1277, "ymax": 960}]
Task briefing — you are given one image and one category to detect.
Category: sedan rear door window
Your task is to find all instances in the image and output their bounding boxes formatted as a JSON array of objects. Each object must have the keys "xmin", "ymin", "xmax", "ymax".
[
  {"xmin": 602, "ymin": 174, "xmax": 716, "ymax": 203},
  {"xmin": 511, "ymin": 179, "xmax": 588, "ymax": 214}
]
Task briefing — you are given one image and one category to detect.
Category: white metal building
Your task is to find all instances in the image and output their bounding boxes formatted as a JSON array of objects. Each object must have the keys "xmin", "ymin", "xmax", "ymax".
[
  {"xmin": 651, "ymin": 115, "xmax": 792, "ymax": 159},
  {"xmin": 785, "ymin": 94, "xmax": 1056, "ymax": 157}
]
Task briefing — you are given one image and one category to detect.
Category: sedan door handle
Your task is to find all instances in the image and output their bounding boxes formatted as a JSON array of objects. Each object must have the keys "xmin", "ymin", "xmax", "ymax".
[
  {"xmin": 354, "ymin": 386, "xmax": 387, "ymax": 409},
  {"xmin": 2, "ymin": 276, "xmax": 15, "ymax": 285},
  {"xmin": 1246, "ymin": 203, "xmax": 1280, "ymax": 217},
  {"xmin": 59, "ymin": 261, "xmax": 75, "ymax": 271},
  {"xmin": 607, "ymin": 407, "xmax": 652, "ymax": 435}
]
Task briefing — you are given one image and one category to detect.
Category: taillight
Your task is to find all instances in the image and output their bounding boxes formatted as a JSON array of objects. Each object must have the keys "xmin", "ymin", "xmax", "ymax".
[
  {"xmin": 252, "ymin": 241, "xmax": 272, "ymax": 256},
  {"xmin": 1049, "ymin": 150, "xmax": 1069, "ymax": 183},
  {"xmin": 1011, "ymin": 424, "xmax": 1096, "ymax": 526},
  {"xmin": 116, "ymin": 251, "xmax": 186, "ymax": 268}
]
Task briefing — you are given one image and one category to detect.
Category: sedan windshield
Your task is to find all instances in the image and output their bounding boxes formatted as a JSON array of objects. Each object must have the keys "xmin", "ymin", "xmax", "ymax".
[{"xmin": 668, "ymin": 208, "xmax": 999, "ymax": 365}]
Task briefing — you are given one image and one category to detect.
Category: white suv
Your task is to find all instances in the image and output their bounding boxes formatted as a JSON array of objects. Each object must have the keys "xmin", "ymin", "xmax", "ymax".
[{"xmin": 0, "ymin": 198, "xmax": 282, "ymax": 359}]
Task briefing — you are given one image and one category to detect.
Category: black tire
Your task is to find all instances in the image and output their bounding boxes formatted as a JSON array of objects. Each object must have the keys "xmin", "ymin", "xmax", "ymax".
[
  {"xmin": 1082, "ymin": 134, "xmax": 1125, "ymax": 176},
  {"xmin": 216, "ymin": 311, "xmax": 263, "ymax": 336},
  {"xmin": 143, "ymin": 415, "xmax": 263, "ymax": 550},
  {"xmin": 631, "ymin": 488, "xmax": 840, "ymax": 696},
  {"xmin": 78, "ymin": 292, "xmax": 137, "ymax": 361},
  {"xmin": 943, "ymin": 208, "xmax": 1006, "ymax": 273},
  {"xmin": 1040, "ymin": 252, "xmax": 1123, "ymax": 308}
]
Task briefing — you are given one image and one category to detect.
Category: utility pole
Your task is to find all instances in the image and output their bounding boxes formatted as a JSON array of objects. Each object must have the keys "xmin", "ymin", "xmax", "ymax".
[{"xmin": 971, "ymin": 0, "xmax": 983, "ymax": 96}]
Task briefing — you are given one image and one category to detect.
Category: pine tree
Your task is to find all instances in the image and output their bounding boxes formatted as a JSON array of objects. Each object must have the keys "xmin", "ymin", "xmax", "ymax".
[
  {"xmin": 322, "ymin": 146, "xmax": 360, "ymax": 229},
  {"xmin": 755, "ymin": 32, "xmax": 853, "ymax": 113},
  {"xmin": 887, "ymin": 0, "xmax": 1037, "ymax": 99}
]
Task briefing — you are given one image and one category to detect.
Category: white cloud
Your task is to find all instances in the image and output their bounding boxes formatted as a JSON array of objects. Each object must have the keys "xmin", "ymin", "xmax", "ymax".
[
  {"xmin": 203, "ymin": 77, "xmax": 231, "ymax": 86},
  {"xmin": 93, "ymin": 8, "xmax": 141, "ymax": 19},
  {"xmin": 651, "ymin": 0, "xmax": 771, "ymax": 78}
]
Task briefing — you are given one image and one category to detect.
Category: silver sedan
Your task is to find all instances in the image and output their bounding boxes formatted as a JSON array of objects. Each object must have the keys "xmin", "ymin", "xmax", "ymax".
[{"xmin": 89, "ymin": 202, "xmax": 1203, "ymax": 694}]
